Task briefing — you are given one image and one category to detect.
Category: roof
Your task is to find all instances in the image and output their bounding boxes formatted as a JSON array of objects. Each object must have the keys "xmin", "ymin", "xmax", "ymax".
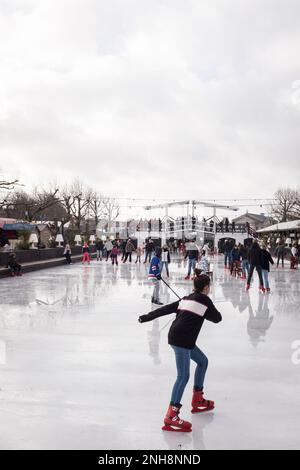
[
  {"xmin": 257, "ymin": 219, "xmax": 300, "ymax": 233},
  {"xmin": 3, "ymin": 222, "xmax": 36, "ymax": 231},
  {"xmin": 36, "ymin": 224, "xmax": 51, "ymax": 231},
  {"xmin": 233, "ymin": 213, "xmax": 270, "ymax": 223},
  {"xmin": 0, "ymin": 218, "xmax": 17, "ymax": 229}
]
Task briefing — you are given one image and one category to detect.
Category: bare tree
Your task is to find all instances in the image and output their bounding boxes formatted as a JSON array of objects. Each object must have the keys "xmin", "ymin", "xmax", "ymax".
[
  {"xmin": 271, "ymin": 187, "xmax": 300, "ymax": 222},
  {"xmin": 102, "ymin": 198, "xmax": 120, "ymax": 232},
  {"xmin": 88, "ymin": 191, "xmax": 106, "ymax": 228},
  {"xmin": 0, "ymin": 179, "xmax": 19, "ymax": 191},
  {"xmin": 61, "ymin": 179, "xmax": 92, "ymax": 230},
  {"xmin": 0, "ymin": 171, "xmax": 21, "ymax": 208},
  {"xmin": 1, "ymin": 187, "xmax": 61, "ymax": 221}
]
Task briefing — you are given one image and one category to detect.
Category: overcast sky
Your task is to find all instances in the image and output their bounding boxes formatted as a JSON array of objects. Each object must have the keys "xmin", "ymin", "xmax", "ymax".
[{"xmin": 0, "ymin": 0, "xmax": 299, "ymax": 217}]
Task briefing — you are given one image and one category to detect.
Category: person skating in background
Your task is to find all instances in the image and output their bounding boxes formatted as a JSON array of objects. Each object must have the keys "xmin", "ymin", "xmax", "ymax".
[
  {"xmin": 139, "ymin": 273, "xmax": 222, "ymax": 433},
  {"xmin": 239, "ymin": 243, "xmax": 250, "ymax": 279},
  {"xmin": 82, "ymin": 242, "xmax": 91, "ymax": 264},
  {"xmin": 246, "ymin": 240, "xmax": 265, "ymax": 292},
  {"xmin": 223, "ymin": 239, "xmax": 231, "ymax": 269},
  {"xmin": 7, "ymin": 253, "xmax": 22, "ymax": 277},
  {"xmin": 290, "ymin": 244, "xmax": 298, "ymax": 269},
  {"xmin": 95, "ymin": 239, "xmax": 104, "ymax": 261},
  {"xmin": 120, "ymin": 239, "xmax": 126, "ymax": 261},
  {"xmin": 161, "ymin": 244, "xmax": 171, "ymax": 277},
  {"xmin": 135, "ymin": 245, "xmax": 143, "ymax": 263},
  {"xmin": 184, "ymin": 240, "xmax": 199, "ymax": 280},
  {"xmin": 230, "ymin": 245, "xmax": 241, "ymax": 275},
  {"xmin": 261, "ymin": 243, "xmax": 274, "ymax": 293},
  {"xmin": 148, "ymin": 247, "xmax": 163, "ymax": 305},
  {"xmin": 202, "ymin": 242, "xmax": 210, "ymax": 257},
  {"xmin": 105, "ymin": 239, "xmax": 113, "ymax": 262},
  {"xmin": 64, "ymin": 243, "xmax": 72, "ymax": 264},
  {"xmin": 123, "ymin": 238, "xmax": 135, "ymax": 263},
  {"xmin": 199, "ymin": 250, "xmax": 210, "ymax": 274},
  {"xmin": 275, "ymin": 241, "xmax": 285, "ymax": 268},
  {"xmin": 111, "ymin": 243, "xmax": 119, "ymax": 266},
  {"xmin": 144, "ymin": 237, "xmax": 154, "ymax": 263}
]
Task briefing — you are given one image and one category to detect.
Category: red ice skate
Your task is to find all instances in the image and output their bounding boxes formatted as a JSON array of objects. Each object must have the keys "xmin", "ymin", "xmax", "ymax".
[
  {"xmin": 266, "ymin": 287, "xmax": 271, "ymax": 293},
  {"xmin": 191, "ymin": 389, "xmax": 215, "ymax": 413},
  {"xmin": 184, "ymin": 275, "xmax": 190, "ymax": 280},
  {"xmin": 259, "ymin": 285, "xmax": 266, "ymax": 293},
  {"xmin": 246, "ymin": 284, "xmax": 250, "ymax": 291},
  {"xmin": 162, "ymin": 404, "xmax": 192, "ymax": 433}
]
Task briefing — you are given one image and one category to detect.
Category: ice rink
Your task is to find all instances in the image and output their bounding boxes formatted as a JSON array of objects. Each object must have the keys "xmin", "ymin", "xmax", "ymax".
[{"xmin": 0, "ymin": 256, "xmax": 299, "ymax": 450}]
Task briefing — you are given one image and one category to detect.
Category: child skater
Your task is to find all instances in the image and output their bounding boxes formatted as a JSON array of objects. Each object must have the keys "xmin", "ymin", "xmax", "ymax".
[
  {"xmin": 82, "ymin": 242, "xmax": 91, "ymax": 264},
  {"xmin": 111, "ymin": 243, "xmax": 119, "ymax": 266},
  {"xmin": 139, "ymin": 273, "xmax": 222, "ymax": 433}
]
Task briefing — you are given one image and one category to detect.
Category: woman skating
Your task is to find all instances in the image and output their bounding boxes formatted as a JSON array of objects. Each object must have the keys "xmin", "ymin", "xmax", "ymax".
[{"xmin": 139, "ymin": 274, "xmax": 222, "ymax": 433}]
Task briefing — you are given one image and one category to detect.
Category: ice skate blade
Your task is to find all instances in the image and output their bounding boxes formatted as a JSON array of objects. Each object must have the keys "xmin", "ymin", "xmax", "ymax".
[
  {"xmin": 162, "ymin": 425, "xmax": 192, "ymax": 433},
  {"xmin": 191, "ymin": 405, "xmax": 215, "ymax": 414}
]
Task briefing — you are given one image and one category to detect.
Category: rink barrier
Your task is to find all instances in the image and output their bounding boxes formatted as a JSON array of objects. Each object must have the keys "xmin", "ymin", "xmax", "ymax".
[{"xmin": 0, "ymin": 246, "xmax": 97, "ymax": 277}]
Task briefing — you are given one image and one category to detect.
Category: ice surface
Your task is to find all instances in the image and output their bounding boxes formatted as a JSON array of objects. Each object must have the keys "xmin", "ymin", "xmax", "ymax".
[{"xmin": 0, "ymin": 256, "xmax": 299, "ymax": 450}]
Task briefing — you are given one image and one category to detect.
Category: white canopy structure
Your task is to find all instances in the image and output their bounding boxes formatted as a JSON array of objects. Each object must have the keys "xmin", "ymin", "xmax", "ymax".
[{"xmin": 257, "ymin": 219, "xmax": 300, "ymax": 233}]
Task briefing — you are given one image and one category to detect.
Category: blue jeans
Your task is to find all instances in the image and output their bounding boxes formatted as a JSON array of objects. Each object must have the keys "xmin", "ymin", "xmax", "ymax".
[
  {"xmin": 224, "ymin": 251, "xmax": 231, "ymax": 267},
  {"xmin": 242, "ymin": 259, "xmax": 250, "ymax": 277},
  {"xmin": 187, "ymin": 258, "xmax": 196, "ymax": 276},
  {"xmin": 262, "ymin": 269, "xmax": 270, "ymax": 289},
  {"xmin": 161, "ymin": 261, "xmax": 169, "ymax": 276},
  {"xmin": 170, "ymin": 345, "xmax": 208, "ymax": 405}
]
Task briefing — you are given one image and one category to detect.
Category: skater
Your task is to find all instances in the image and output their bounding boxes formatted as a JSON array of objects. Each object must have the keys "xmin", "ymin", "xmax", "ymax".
[
  {"xmin": 275, "ymin": 241, "xmax": 285, "ymax": 268},
  {"xmin": 111, "ymin": 244, "xmax": 119, "ymax": 265},
  {"xmin": 82, "ymin": 242, "xmax": 91, "ymax": 264},
  {"xmin": 261, "ymin": 244, "xmax": 274, "ymax": 292},
  {"xmin": 161, "ymin": 244, "xmax": 171, "ymax": 277},
  {"xmin": 95, "ymin": 239, "xmax": 104, "ymax": 261},
  {"xmin": 148, "ymin": 247, "xmax": 163, "ymax": 305},
  {"xmin": 144, "ymin": 237, "xmax": 154, "ymax": 263},
  {"xmin": 105, "ymin": 239, "xmax": 113, "ymax": 261},
  {"xmin": 230, "ymin": 245, "xmax": 241, "ymax": 275},
  {"xmin": 199, "ymin": 250, "xmax": 210, "ymax": 274},
  {"xmin": 63, "ymin": 243, "xmax": 72, "ymax": 264},
  {"xmin": 7, "ymin": 253, "xmax": 22, "ymax": 276},
  {"xmin": 239, "ymin": 243, "xmax": 250, "ymax": 279},
  {"xmin": 290, "ymin": 244, "xmax": 298, "ymax": 269},
  {"xmin": 246, "ymin": 240, "xmax": 265, "ymax": 292},
  {"xmin": 223, "ymin": 239, "xmax": 231, "ymax": 269},
  {"xmin": 139, "ymin": 273, "xmax": 222, "ymax": 432},
  {"xmin": 135, "ymin": 245, "xmax": 143, "ymax": 263},
  {"xmin": 202, "ymin": 242, "xmax": 210, "ymax": 257},
  {"xmin": 123, "ymin": 238, "xmax": 135, "ymax": 263},
  {"xmin": 184, "ymin": 240, "xmax": 199, "ymax": 280}
]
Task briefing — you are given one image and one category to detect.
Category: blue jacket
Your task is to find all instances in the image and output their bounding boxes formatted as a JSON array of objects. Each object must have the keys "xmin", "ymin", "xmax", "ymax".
[
  {"xmin": 231, "ymin": 248, "xmax": 240, "ymax": 262},
  {"xmin": 149, "ymin": 255, "xmax": 161, "ymax": 278}
]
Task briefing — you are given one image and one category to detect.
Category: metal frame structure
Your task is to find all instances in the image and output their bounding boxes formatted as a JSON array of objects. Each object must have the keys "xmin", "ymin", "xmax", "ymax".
[{"xmin": 144, "ymin": 200, "xmax": 239, "ymax": 247}]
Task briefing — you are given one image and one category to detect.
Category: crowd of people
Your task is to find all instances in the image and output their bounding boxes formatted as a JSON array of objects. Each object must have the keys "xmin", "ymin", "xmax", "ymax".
[{"xmin": 223, "ymin": 238, "xmax": 299, "ymax": 293}]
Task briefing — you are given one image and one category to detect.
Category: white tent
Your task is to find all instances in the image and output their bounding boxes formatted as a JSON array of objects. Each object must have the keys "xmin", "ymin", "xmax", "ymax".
[{"xmin": 257, "ymin": 219, "xmax": 300, "ymax": 233}]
